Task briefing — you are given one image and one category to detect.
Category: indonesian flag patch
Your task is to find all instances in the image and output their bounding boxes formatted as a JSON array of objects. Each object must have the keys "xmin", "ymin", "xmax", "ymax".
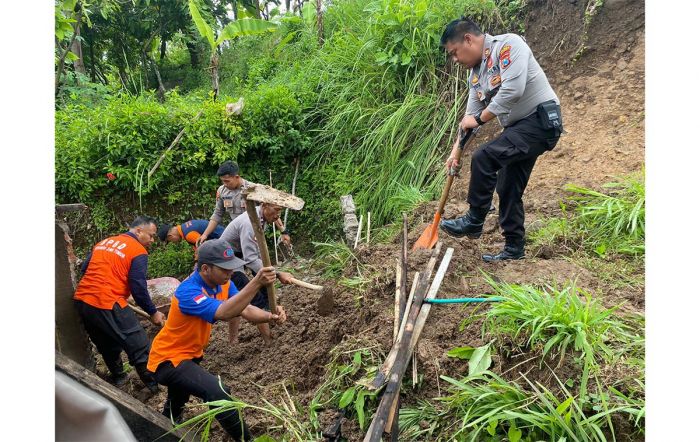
[{"xmin": 194, "ymin": 294, "xmax": 207, "ymax": 304}]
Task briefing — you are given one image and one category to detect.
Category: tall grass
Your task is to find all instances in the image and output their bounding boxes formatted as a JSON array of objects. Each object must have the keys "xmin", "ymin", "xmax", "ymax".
[
  {"xmin": 530, "ymin": 172, "xmax": 645, "ymax": 258},
  {"xmin": 400, "ymin": 370, "xmax": 641, "ymax": 442},
  {"xmin": 312, "ymin": 240, "xmax": 364, "ymax": 277},
  {"xmin": 482, "ymin": 275, "xmax": 629, "ymax": 366}
]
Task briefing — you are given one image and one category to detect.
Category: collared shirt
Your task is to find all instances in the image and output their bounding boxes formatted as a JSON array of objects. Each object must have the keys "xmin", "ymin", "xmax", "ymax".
[
  {"xmin": 466, "ymin": 33, "xmax": 559, "ymax": 127},
  {"xmin": 146, "ymin": 271, "xmax": 238, "ymax": 371},
  {"xmin": 219, "ymin": 205, "xmax": 267, "ymax": 273},
  {"xmin": 209, "ymin": 179, "xmax": 254, "ymax": 224}
]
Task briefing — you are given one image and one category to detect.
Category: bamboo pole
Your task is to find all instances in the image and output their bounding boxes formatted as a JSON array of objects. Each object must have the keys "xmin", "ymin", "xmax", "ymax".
[
  {"xmin": 354, "ymin": 214, "xmax": 364, "ymax": 249},
  {"xmin": 392, "ymin": 260, "xmax": 402, "ymax": 339},
  {"xmin": 366, "ymin": 211, "xmax": 371, "ymax": 243}
]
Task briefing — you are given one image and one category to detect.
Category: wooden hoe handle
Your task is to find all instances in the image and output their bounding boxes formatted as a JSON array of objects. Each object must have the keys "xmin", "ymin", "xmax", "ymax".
[{"xmin": 245, "ymin": 199, "xmax": 278, "ymax": 314}]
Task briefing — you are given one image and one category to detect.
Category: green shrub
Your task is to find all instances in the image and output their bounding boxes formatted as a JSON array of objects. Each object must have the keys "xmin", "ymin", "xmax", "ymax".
[{"xmin": 147, "ymin": 241, "xmax": 195, "ymax": 279}]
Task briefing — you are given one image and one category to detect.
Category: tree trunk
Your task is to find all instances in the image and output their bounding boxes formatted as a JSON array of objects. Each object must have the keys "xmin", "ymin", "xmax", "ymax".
[
  {"xmin": 147, "ymin": 53, "xmax": 166, "ymax": 102},
  {"xmin": 285, "ymin": 0, "xmax": 290, "ymax": 13},
  {"xmin": 186, "ymin": 40, "xmax": 200, "ymax": 68},
  {"xmin": 210, "ymin": 53, "xmax": 220, "ymax": 100},
  {"xmin": 253, "ymin": 0, "xmax": 261, "ymax": 18},
  {"xmin": 160, "ymin": 37, "xmax": 167, "ymax": 61},
  {"xmin": 316, "ymin": 0, "xmax": 324, "ymax": 45},
  {"xmin": 87, "ymin": 26, "xmax": 96, "ymax": 82},
  {"xmin": 71, "ymin": 20, "xmax": 86, "ymax": 76},
  {"xmin": 55, "ymin": 5, "xmax": 83, "ymax": 97}
]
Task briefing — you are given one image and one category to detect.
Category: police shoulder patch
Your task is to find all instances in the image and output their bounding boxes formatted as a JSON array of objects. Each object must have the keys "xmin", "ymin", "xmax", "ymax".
[{"xmin": 499, "ymin": 45, "xmax": 512, "ymax": 57}]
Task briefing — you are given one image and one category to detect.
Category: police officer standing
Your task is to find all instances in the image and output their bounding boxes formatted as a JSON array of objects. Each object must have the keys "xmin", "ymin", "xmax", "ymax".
[{"xmin": 439, "ymin": 17, "xmax": 563, "ymax": 261}]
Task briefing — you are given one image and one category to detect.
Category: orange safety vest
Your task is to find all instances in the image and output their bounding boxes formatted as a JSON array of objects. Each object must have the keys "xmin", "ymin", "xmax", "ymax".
[
  {"xmin": 147, "ymin": 282, "xmax": 231, "ymax": 372},
  {"xmin": 74, "ymin": 233, "xmax": 147, "ymax": 310}
]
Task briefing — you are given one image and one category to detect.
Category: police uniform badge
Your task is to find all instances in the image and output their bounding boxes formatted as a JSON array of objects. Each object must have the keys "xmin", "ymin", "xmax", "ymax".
[
  {"xmin": 471, "ymin": 73, "xmax": 479, "ymax": 86},
  {"xmin": 490, "ymin": 75, "xmax": 502, "ymax": 87},
  {"xmin": 499, "ymin": 44, "xmax": 512, "ymax": 70},
  {"xmin": 223, "ymin": 197, "xmax": 233, "ymax": 208}
]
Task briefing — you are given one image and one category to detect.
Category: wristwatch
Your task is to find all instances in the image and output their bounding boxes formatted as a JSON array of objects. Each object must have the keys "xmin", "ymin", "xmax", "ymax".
[{"xmin": 474, "ymin": 112, "xmax": 485, "ymax": 126}]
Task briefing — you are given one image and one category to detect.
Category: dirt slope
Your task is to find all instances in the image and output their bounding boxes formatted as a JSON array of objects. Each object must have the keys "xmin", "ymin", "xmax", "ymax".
[{"xmin": 110, "ymin": 1, "xmax": 645, "ymax": 440}]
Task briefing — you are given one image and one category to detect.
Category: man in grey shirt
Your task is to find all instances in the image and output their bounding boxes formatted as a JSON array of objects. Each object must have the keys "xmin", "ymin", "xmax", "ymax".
[
  {"xmin": 439, "ymin": 17, "xmax": 563, "ymax": 261},
  {"xmin": 220, "ymin": 202, "xmax": 295, "ymax": 345}
]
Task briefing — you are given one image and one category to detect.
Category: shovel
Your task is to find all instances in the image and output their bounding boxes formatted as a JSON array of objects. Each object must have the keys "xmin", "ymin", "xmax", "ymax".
[{"xmin": 412, "ymin": 126, "xmax": 480, "ymax": 250}]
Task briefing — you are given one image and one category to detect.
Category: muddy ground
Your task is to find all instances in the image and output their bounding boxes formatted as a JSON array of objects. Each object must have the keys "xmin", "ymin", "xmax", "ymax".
[{"xmin": 102, "ymin": 0, "xmax": 645, "ymax": 440}]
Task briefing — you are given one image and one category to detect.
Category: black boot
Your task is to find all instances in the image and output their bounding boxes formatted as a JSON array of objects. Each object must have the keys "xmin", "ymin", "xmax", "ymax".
[
  {"xmin": 439, "ymin": 207, "xmax": 490, "ymax": 239},
  {"xmin": 105, "ymin": 359, "xmax": 128, "ymax": 386},
  {"xmin": 135, "ymin": 363, "xmax": 160, "ymax": 393},
  {"xmin": 482, "ymin": 239, "xmax": 525, "ymax": 262}
]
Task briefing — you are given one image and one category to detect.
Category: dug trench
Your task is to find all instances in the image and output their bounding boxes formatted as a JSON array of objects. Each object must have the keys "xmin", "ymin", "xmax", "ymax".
[{"xmin": 105, "ymin": 0, "xmax": 644, "ymax": 440}]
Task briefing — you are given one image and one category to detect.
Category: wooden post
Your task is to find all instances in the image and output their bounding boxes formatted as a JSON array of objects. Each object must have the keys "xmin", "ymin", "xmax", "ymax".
[
  {"xmin": 366, "ymin": 211, "xmax": 371, "ymax": 243},
  {"xmin": 269, "ymin": 170, "xmax": 280, "ymax": 266},
  {"xmin": 354, "ymin": 214, "xmax": 363, "ymax": 249},
  {"xmin": 245, "ymin": 200, "xmax": 277, "ymax": 313}
]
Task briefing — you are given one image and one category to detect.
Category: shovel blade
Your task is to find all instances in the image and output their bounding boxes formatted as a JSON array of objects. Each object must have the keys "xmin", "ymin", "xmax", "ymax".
[{"xmin": 412, "ymin": 212, "xmax": 441, "ymax": 250}]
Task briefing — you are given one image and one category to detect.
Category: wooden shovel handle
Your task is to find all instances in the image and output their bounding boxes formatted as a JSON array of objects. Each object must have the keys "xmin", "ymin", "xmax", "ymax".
[
  {"xmin": 438, "ymin": 127, "xmax": 480, "ymax": 217},
  {"xmin": 289, "ymin": 277, "xmax": 324, "ymax": 291}
]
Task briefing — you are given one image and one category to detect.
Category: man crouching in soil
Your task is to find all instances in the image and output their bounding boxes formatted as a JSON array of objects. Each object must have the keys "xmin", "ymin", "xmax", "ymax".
[{"xmin": 147, "ymin": 239, "xmax": 286, "ymax": 441}]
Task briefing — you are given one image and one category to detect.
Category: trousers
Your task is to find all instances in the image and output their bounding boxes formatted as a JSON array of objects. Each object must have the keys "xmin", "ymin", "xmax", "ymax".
[
  {"xmin": 467, "ymin": 109, "xmax": 561, "ymax": 244},
  {"xmin": 155, "ymin": 358, "xmax": 251, "ymax": 441}
]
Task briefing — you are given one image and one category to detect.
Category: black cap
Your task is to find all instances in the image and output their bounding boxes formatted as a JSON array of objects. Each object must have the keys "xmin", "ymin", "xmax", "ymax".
[
  {"xmin": 217, "ymin": 161, "xmax": 240, "ymax": 177},
  {"xmin": 157, "ymin": 223, "xmax": 172, "ymax": 242},
  {"xmin": 197, "ymin": 239, "xmax": 245, "ymax": 270}
]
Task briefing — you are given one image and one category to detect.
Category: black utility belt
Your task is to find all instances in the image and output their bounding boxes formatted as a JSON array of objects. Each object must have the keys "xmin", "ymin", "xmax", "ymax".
[{"xmin": 536, "ymin": 100, "xmax": 563, "ymax": 131}]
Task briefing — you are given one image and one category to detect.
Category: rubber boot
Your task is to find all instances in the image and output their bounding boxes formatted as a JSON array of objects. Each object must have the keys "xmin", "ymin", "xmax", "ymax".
[
  {"xmin": 439, "ymin": 206, "xmax": 490, "ymax": 239},
  {"xmin": 482, "ymin": 238, "xmax": 526, "ymax": 262},
  {"xmin": 135, "ymin": 363, "xmax": 160, "ymax": 394},
  {"xmin": 105, "ymin": 358, "xmax": 128, "ymax": 386}
]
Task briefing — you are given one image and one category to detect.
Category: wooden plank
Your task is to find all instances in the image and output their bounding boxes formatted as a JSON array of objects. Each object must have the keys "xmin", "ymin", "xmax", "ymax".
[
  {"xmin": 384, "ymin": 272, "xmax": 418, "ymax": 435},
  {"xmin": 243, "ymin": 184, "xmax": 305, "ymax": 210},
  {"xmin": 56, "ymin": 352, "xmax": 189, "ymax": 442},
  {"xmin": 364, "ymin": 243, "xmax": 441, "ymax": 391},
  {"xmin": 364, "ymin": 248, "xmax": 454, "ymax": 442},
  {"xmin": 245, "ymin": 199, "xmax": 277, "ymax": 313},
  {"xmin": 392, "ymin": 260, "xmax": 402, "ymax": 340},
  {"xmin": 56, "ymin": 203, "xmax": 87, "ymax": 213}
]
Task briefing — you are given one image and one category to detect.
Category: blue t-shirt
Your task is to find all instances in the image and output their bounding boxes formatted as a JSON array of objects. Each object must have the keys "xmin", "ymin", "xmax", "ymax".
[{"xmin": 174, "ymin": 271, "xmax": 238, "ymax": 323}]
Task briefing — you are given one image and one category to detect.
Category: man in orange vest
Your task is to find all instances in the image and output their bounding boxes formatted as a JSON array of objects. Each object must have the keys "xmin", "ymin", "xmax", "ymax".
[
  {"xmin": 147, "ymin": 239, "xmax": 286, "ymax": 440},
  {"xmin": 74, "ymin": 216, "xmax": 166, "ymax": 392}
]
